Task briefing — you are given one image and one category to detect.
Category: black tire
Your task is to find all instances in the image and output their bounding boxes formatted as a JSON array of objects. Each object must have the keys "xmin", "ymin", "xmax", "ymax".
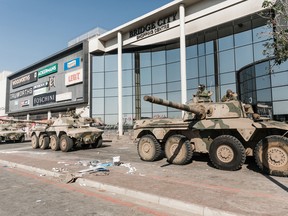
[
  {"xmin": 165, "ymin": 135, "xmax": 193, "ymax": 165},
  {"xmin": 255, "ymin": 135, "xmax": 288, "ymax": 177},
  {"xmin": 60, "ymin": 135, "xmax": 73, "ymax": 152},
  {"xmin": 39, "ymin": 134, "xmax": 49, "ymax": 150},
  {"xmin": 209, "ymin": 135, "xmax": 246, "ymax": 171},
  {"xmin": 50, "ymin": 134, "xmax": 60, "ymax": 151},
  {"xmin": 91, "ymin": 136, "xmax": 103, "ymax": 148},
  {"xmin": 31, "ymin": 134, "xmax": 39, "ymax": 149},
  {"xmin": 19, "ymin": 135, "xmax": 25, "ymax": 143},
  {"xmin": 137, "ymin": 134, "xmax": 162, "ymax": 161}
]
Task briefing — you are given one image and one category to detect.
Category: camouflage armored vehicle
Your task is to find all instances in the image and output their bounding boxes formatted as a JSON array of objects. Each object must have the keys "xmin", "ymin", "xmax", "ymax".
[
  {"xmin": 134, "ymin": 94, "xmax": 288, "ymax": 177},
  {"xmin": 29, "ymin": 111, "xmax": 104, "ymax": 152},
  {"xmin": 0, "ymin": 119, "xmax": 26, "ymax": 143}
]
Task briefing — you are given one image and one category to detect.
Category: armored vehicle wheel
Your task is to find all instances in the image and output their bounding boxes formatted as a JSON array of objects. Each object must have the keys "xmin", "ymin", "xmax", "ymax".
[
  {"xmin": 137, "ymin": 134, "xmax": 162, "ymax": 161},
  {"xmin": 255, "ymin": 135, "xmax": 288, "ymax": 177},
  {"xmin": 60, "ymin": 135, "xmax": 73, "ymax": 152},
  {"xmin": 91, "ymin": 136, "xmax": 103, "ymax": 148},
  {"xmin": 165, "ymin": 135, "xmax": 193, "ymax": 165},
  {"xmin": 31, "ymin": 134, "xmax": 39, "ymax": 149},
  {"xmin": 39, "ymin": 135, "xmax": 49, "ymax": 150},
  {"xmin": 209, "ymin": 135, "xmax": 246, "ymax": 171},
  {"xmin": 50, "ymin": 135, "xmax": 60, "ymax": 151}
]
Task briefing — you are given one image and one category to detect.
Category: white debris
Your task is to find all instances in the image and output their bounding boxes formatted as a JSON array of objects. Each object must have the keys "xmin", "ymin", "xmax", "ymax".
[{"xmin": 120, "ymin": 163, "xmax": 137, "ymax": 174}]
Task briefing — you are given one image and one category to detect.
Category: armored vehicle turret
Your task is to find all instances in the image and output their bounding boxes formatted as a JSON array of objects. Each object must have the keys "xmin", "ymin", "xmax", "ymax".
[
  {"xmin": 29, "ymin": 111, "xmax": 104, "ymax": 152},
  {"xmin": 0, "ymin": 119, "xmax": 26, "ymax": 143},
  {"xmin": 134, "ymin": 93, "xmax": 288, "ymax": 177}
]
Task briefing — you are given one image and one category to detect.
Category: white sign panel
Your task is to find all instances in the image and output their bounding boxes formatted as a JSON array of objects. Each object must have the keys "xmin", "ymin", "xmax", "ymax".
[
  {"xmin": 56, "ymin": 92, "xmax": 72, "ymax": 102},
  {"xmin": 65, "ymin": 68, "xmax": 83, "ymax": 86}
]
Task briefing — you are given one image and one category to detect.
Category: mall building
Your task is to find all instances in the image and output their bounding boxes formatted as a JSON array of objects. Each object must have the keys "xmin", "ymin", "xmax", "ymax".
[{"xmin": 6, "ymin": 0, "xmax": 288, "ymax": 135}]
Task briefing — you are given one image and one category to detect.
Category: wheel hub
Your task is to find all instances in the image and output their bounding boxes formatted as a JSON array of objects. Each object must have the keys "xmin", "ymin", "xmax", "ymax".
[
  {"xmin": 217, "ymin": 145, "xmax": 234, "ymax": 163},
  {"xmin": 267, "ymin": 147, "xmax": 288, "ymax": 167},
  {"xmin": 143, "ymin": 143, "xmax": 151, "ymax": 153}
]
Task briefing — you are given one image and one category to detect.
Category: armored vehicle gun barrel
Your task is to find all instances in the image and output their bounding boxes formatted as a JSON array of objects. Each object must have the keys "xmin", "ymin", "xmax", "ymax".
[{"xmin": 144, "ymin": 95, "xmax": 205, "ymax": 118}]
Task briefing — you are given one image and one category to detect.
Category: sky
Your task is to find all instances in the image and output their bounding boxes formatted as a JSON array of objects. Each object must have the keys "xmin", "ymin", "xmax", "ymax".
[{"xmin": 0, "ymin": 0, "xmax": 172, "ymax": 72}]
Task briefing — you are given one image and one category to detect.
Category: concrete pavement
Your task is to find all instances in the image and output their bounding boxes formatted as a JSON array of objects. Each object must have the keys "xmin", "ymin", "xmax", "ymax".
[{"xmin": 0, "ymin": 133, "xmax": 287, "ymax": 216}]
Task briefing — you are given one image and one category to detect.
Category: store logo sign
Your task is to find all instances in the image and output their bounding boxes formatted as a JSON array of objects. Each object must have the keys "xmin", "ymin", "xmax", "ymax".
[
  {"xmin": 129, "ymin": 12, "xmax": 177, "ymax": 40},
  {"xmin": 56, "ymin": 92, "xmax": 72, "ymax": 102},
  {"xmin": 33, "ymin": 91, "xmax": 56, "ymax": 106},
  {"xmin": 64, "ymin": 57, "xmax": 80, "ymax": 71},
  {"xmin": 65, "ymin": 68, "xmax": 83, "ymax": 86},
  {"xmin": 10, "ymin": 87, "xmax": 33, "ymax": 100},
  {"xmin": 38, "ymin": 63, "xmax": 58, "ymax": 78},
  {"xmin": 11, "ymin": 71, "xmax": 38, "ymax": 89},
  {"xmin": 21, "ymin": 100, "xmax": 30, "ymax": 107}
]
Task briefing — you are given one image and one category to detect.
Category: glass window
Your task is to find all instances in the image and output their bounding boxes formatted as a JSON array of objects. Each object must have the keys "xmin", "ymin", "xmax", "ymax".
[
  {"xmin": 198, "ymin": 56, "xmax": 206, "ymax": 77},
  {"xmin": 206, "ymin": 54, "xmax": 215, "ymax": 76},
  {"xmin": 273, "ymin": 101, "xmax": 288, "ymax": 115},
  {"xmin": 168, "ymin": 111, "xmax": 181, "ymax": 119},
  {"xmin": 140, "ymin": 67, "xmax": 151, "ymax": 85},
  {"xmin": 141, "ymin": 97, "xmax": 152, "ymax": 113},
  {"xmin": 122, "ymin": 53, "xmax": 133, "ymax": 70},
  {"xmin": 219, "ymin": 50, "xmax": 235, "ymax": 73},
  {"xmin": 105, "ymin": 71, "xmax": 118, "ymax": 88},
  {"xmin": 140, "ymin": 52, "xmax": 151, "ymax": 67},
  {"xmin": 167, "ymin": 48, "xmax": 180, "ymax": 63},
  {"xmin": 92, "ymin": 56, "xmax": 104, "ymax": 72},
  {"xmin": 186, "ymin": 45, "xmax": 197, "ymax": 59},
  {"xmin": 105, "ymin": 88, "xmax": 117, "ymax": 97},
  {"xmin": 257, "ymin": 89, "xmax": 271, "ymax": 103},
  {"xmin": 207, "ymin": 75, "xmax": 215, "ymax": 87},
  {"xmin": 220, "ymin": 72, "xmax": 236, "ymax": 85},
  {"xmin": 92, "ymin": 72, "xmax": 104, "ymax": 89},
  {"xmin": 105, "ymin": 115, "xmax": 118, "ymax": 125},
  {"xmin": 167, "ymin": 81, "xmax": 181, "ymax": 92},
  {"xmin": 218, "ymin": 35, "xmax": 234, "ymax": 51},
  {"xmin": 152, "ymin": 65, "xmax": 166, "ymax": 84},
  {"xmin": 187, "ymin": 79, "xmax": 198, "ymax": 90},
  {"xmin": 92, "ymin": 89, "xmax": 104, "ymax": 98},
  {"xmin": 205, "ymin": 41, "xmax": 214, "ymax": 54},
  {"xmin": 123, "ymin": 96, "xmax": 133, "ymax": 113},
  {"xmin": 272, "ymin": 60, "xmax": 288, "ymax": 73},
  {"xmin": 141, "ymin": 85, "xmax": 151, "ymax": 95},
  {"xmin": 253, "ymin": 25, "xmax": 272, "ymax": 43},
  {"xmin": 105, "ymin": 97, "xmax": 118, "ymax": 114},
  {"xmin": 167, "ymin": 62, "xmax": 180, "ymax": 82},
  {"xmin": 198, "ymin": 43, "xmax": 205, "ymax": 56},
  {"xmin": 235, "ymin": 45, "xmax": 253, "ymax": 70},
  {"xmin": 92, "ymin": 98, "xmax": 104, "ymax": 115},
  {"xmin": 152, "ymin": 50, "xmax": 165, "ymax": 66},
  {"xmin": 167, "ymin": 91, "xmax": 181, "ymax": 112},
  {"xmin": 153, "ymin": 103, "xmax": 167, "ymax": 113},
  {"xmin": 105, "ymin": 55, "xmax": 117, "ymax": 71},
  {"xmin": 234, "ymin": 30, "xmax": 252, "ymax": 47},
  {"xmin": 271, "ymin": 71, "xmax": 288, "ymax": 87},
  {"xmin": 255, "ymin": 61, "xmax": 269, "ymax": 77},
  {"xmin": 254, "ymin": 42, "xmax": 267, "ymax": 61},
  {"xmin": 152, "ymin": 83, "xmax": 166, "ymax": 93},
  {"xmin": 123, "ymin": 87, "xmax": 132, "ymax": 96},
  {"xmin": 272, "ymin": 86, "xmax": 288, "ymax": 100},
  {"xmin": 256, "ymin": 75, "xmax": 270, "ymax": 89},
  {"xmin": 123, "ymin": 70, "xmax": 132, "ymax": 87},
  {"xmin": 187, "ymin": 58, "xmax": 198, "ymax": 79}
]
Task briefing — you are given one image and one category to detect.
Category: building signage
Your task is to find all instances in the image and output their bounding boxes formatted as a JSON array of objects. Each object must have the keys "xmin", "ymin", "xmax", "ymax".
[
  {"xmin": 56, "ymin": 92, "xmax": 72, "ymax": 102},
  {"xmin": 64, "ymin": 57, "xmax": 80, "ymax": 71},
  {"xmin": 38, "ymin": 63, "xmax": 58, "ymax": 78},
  {"xmin": 21, "ymin": 100, "xmax": 30, "ymax": 107},
  {"xmin": 129, "ymin": 12, "xmax": 177, "ymax": 40},
  {"xmin": 10, "ymin": 87, "xmax": 33, "ymax": 100},
  {"xmin": 34, "ymin": 87, "xmax": 48, "ymax": 96},
  {"xmin": 65, "ymin": 68, "xmax": 83, "ymax": 86},
  {"xmin": 12, "ymin": 71, "xmax": 38, "ymax": 89},
  {"xmin": 34, "ymin": 81, "xmax": 49, "ymax": 90},
  {"xmin": 33, "ymin": 91, "xmax": 56, "ymax": 106}
]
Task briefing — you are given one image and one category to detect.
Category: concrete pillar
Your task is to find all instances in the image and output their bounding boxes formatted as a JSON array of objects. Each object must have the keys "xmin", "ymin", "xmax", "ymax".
[
  {"xmin": 118, "ymin": 32, "xmax": 123, "ymax": 136},
  {"xmin": 26, "ymin": 113, "xmax": 30, "ymax": 120},
  {"xmin": 48, "ymin": 111, "xmax": 51, "ymax": 119},
  {"xmin": 180, "ymin": 4, "xmax": 187, "ymax": 112}
]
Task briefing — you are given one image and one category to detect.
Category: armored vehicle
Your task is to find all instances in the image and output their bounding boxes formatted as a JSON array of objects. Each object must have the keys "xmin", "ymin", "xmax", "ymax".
[
  {"xmin": 0, "ymin": 119, "xmax": 26, "ymax": 143},
  {"xmin": 29, "ymin": 111, "xmax": 104, "ymax": 152},
  {"xmin": 134, "ymin": 94, "xmax": 288, "ymax": 177}
]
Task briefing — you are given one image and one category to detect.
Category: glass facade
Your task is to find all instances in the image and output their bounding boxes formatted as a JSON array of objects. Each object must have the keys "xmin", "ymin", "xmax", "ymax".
[{"xmin": 91, "ymin": 14, "xmax": 288, "ymax": 125}]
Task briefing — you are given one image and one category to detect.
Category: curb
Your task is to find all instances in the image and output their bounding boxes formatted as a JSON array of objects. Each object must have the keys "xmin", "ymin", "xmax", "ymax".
[{"xmin": 0, "ymin": 159, "xmax": 242, "ymax": 216}]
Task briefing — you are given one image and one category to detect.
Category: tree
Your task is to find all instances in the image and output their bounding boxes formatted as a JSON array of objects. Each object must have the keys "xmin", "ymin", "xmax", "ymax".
[{"xmin": 262, "ymin": 0, "xmax": 288, "ymax": 65}]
